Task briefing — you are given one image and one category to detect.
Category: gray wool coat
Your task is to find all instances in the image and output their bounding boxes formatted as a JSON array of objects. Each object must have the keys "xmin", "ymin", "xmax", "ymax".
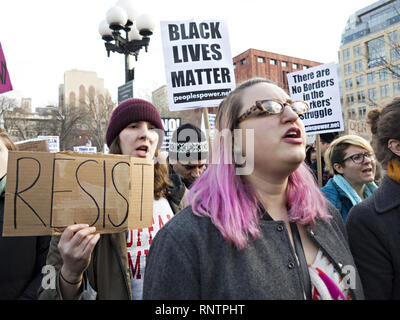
[{"xmin": 143, "ymin": 201, "xmax": 364, "ymax": 300}]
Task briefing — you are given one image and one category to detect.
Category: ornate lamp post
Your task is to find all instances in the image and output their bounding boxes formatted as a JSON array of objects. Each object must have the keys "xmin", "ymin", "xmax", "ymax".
[{"xmin": 98, "ymin": 0, "xmax": 155, "ymax": 83}]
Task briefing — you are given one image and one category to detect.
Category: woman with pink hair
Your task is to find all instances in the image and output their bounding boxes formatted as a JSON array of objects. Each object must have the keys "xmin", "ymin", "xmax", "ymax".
[{"xmin": 143, "ymin": 78, "xmax": 364, "ymax": 300}]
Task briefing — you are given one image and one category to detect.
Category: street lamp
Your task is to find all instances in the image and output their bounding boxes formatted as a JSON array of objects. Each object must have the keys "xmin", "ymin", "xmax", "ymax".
[{"xmin": 98, "ymin": 0, "xmax": 155, "ymax": 83}]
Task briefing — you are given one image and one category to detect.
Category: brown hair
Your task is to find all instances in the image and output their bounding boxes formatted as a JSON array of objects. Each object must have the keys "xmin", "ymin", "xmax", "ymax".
[
  {"xmin": 0, "ymin": 129, "xmax": 17, "ymax": 151},
  {"xmin": 368, "ymin": 98, "xmax": 400, "ymax": 167},
  {"xmin": 108, "ymin": 136, "xmax": 171, "ymax": 200}
]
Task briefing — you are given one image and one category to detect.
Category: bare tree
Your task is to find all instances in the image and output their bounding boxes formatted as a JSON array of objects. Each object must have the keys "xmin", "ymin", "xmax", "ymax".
[
  {"xmin": 79, "ymin": 92, "xmax": 116, "ymax": 152},
  {"xmin": 50, "ymin": 103, "xmax": 88, "ymax": 151}
]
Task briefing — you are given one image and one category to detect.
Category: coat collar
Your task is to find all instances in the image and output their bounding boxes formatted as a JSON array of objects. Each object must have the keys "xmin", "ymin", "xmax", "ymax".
[{"xmin": 374, "ymin": 176, "xmax": 400, "ymax": 214}]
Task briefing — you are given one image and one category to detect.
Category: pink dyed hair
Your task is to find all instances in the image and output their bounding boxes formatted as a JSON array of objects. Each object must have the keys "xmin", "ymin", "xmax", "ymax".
[{"xmin": 186, "ymin": 78, "xmax": 330, "ymax": 250}]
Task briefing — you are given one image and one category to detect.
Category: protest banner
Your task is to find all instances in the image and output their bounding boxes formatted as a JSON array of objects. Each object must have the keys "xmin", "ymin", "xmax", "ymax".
[
  {"xmin": 0, "ymin": 42, "xmax": 13, "ymax": 94},
  {"xmin": 38, "ymin": 136, "xmax": 60, "ymax": 153},
  {"xmin": 287, "ymin": 62, "xmax": 344, "ymax": 135},
  {"xmin": 73, "ymin": 146, "xmax": 98, "ymax": 154},
  {"xmin": 160, "ymin": 20, "xmax": 236, "ymax": 111},
  {"xmin": 287, "ymin": 63, "xmax": 344, "ymax": 187},
  {"xmin": 2, "ymin": 151, "xmax": 154, "ymax": 237},
  {"xmin": 161, "ymin": 117, "xmax": 181, "ymax": 150}
]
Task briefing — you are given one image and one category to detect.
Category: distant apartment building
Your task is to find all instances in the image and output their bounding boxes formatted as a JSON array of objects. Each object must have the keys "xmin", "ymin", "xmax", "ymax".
[
  {"xmin": 232, "ymin": 48, "xmax": 322, "ymax": 92},
  {"xmin": 58, "ymin": 69, "xmax": 113, "ymax": 149},
  {"xmin": 339, "ymin": 0, "xmax": 400, "ymax": 140},
  {"xmin": 59, "ymin": 69, "xmax": 109, "ymax": 108}
]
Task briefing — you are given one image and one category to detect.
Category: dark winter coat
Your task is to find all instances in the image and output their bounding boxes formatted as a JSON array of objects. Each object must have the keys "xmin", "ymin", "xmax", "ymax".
[
  {"xmin": 0, "ymin": 194, "xmax": 51, "ymax": 299},
  {"xmin": 346, "ymin": 176, "xmax": 400, "ymax": 300}
]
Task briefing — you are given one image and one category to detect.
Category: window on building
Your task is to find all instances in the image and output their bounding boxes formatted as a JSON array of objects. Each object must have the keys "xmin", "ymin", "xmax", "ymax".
[
  {"xmin": 379, "ymin": 68, "xmax": 389, "ymax": 81},
  {"xmin": 292, "ymin": 63, "xmax": 298, "ymax": 69},
  {"xmin": 353, "ymin": 45, "xmax": 362, "ymax": 57},
  {"xmin": 357, "ymin": 91, "xmax": 366, "ymax": 103},
  {"xmin": 303, "ymin": 65, "xmax": 309, "ymax": 70},
  {"xmin": 241, "ymin": 58, "xmax": 246, "ymax": 65},
  {"xmin": 355, "ymin": 75, "xmax": 364, "ymax": 87},
  {"xmin": 346, "ymin": 94, "xmax": 355, "ymax": 106},
  {"xmin": 368, "ymin": 87, "xmax": 377, "ymax": 101},
  {"xmin": 391, "ymin": 48, "xmax": 400, "ymax": 62},
  {"xmin": 389, "ymin": 30, "xmax": 399, "ymax": 44},
  {"xmin": 367, "ymin": 36, "xmax": 386, "ymax": 68},
  {"xmin": 344, "ymin": 63, "xmax": 352, "ymax": 75},
  {"xmin": 394, "ymin": 81, "xmax": 400, "ymax": 94},
  {"xmin": 270, "ymin": 59, "xmax": 276, "ymax": 65},
  {"xmin": 281, "ymin": 61, "xmax": 288, "ymax": 67},
  {"xmin": 358, "ymin": 106, "xmax": 367, "ymax": 119},
  {"xmin": 343, "ymin": 48, "xmax": 350, "ymax": 61},
  {"xmin": 257, "ymin": 56, "xmax": 265, "ymax": 63},
  {"xmin": 367, "ymin": 71, "xmax": 376, "ymax": 85},
  {"xmin": 354, "ymin": 60, "xmax": 363, "ymax": 73},
  {"xmin": 345, "ymin": 79, "xmax": 353, "ymax": 90},
  {"xmin": 348, "ymin": 109, "xmax": 356, "ymax": 120},
  {"xmin": 392, "ymin": 64, "xmax": 400, "ymax": 79},
  {"xmin": 380, "ymin": 84, "xmax": 390, "ymax": 98},
  {"xmin": 233, "ymin": 63, "xmax": 236, "ymax": 69}
]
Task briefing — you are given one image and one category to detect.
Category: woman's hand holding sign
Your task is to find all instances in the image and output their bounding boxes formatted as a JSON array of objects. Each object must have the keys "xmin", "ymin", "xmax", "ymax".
[{"xmin": 58, "ymin": 224, "xmax": 100, "ymax": 299}]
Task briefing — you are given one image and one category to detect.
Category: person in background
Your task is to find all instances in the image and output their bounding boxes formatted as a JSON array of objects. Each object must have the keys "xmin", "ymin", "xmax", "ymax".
[
  {"xmin": 168, "ymin": 123, "xmax": 208, "ymax": 189},
  {"xmin": 143, "ymin": 78, "xmax": 364, "ymax": 300},
  {"xmin": 310, "ymin": 132, "xmax": 338, "ymax": 186},
  {"xmin": 321, "ymin": 135, "xmax": 377, "ymax": 222},
  {"xmin": 38, "ymin": 98, "xmax": 186, "ymax": 300},
  {"xmin": 305, "ymin": 145, "xmax": 317, "ymax": 167},
  {"xmin": 347, "ymin": 98, "xmax": 400, "ymax": 299},
  {"xmin": 0, "ymin": 129, "xmax": 50, "ymax": 299}
]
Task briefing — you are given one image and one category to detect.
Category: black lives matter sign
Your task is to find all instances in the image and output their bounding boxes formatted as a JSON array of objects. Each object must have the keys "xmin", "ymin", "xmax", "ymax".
[{"xmin": 160, "ymin": 20, "xmax": 236, "ymax": 111}]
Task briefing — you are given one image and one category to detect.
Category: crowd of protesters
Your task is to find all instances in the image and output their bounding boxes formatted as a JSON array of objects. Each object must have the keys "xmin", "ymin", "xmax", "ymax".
[{"xmin": 0, "ymin": 78, "xmax": 400, "ymax": 300}]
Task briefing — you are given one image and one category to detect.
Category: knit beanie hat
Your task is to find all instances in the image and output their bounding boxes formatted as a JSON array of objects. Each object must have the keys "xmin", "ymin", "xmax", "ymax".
[
  {"xmin": 106, "ymin": 98, "xmax": 164, "ymax": 148},
  {"xmin": 169, "ymin": 123, "xmax": 209, "ymax": 162}
]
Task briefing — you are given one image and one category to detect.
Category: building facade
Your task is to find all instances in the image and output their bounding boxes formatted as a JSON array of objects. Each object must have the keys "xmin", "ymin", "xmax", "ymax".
[
  {"xmin": 232, "ymin": 48, "xmax": 322, "ymax": 92},
  {"xmin": 339, "ymin": 0, "xmax": 400, "ymax": 140}
]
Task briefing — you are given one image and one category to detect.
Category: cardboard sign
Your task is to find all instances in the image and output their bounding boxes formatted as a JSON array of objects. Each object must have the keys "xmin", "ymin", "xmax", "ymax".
[
  {"xmin": 0, "ymin": 42, "xmax": 13, "ymax": 94},
  {"xmin": 160, "ymin": 20, "xmax": 236, "ymax": 111},
  {"xmin": 287, "ymin": 62, "xmax": 344, "ymax": 135},
  {"xmin": 15, "ymin": 139, "xmax": 49, "ymax": 152},
  {"xmin": 2, "ymin": 151, "xmax": 154, "ymax": 237},
  {"xmin": 347, "ymin": 119, "xmax": 371, "ymax": 141}
]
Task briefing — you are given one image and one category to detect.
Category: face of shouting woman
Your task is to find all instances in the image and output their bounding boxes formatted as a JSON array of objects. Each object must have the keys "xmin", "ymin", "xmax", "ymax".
[
  {"xmin": 236, "ymin": 82, "xmax": 307, "ymax": 177},
  {"xmin": 118, "ymin": 121, "xmax": 159, "ymax": 159}
]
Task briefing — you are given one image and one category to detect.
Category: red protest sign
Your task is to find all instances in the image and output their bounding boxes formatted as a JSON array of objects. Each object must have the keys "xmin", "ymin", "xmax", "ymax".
[{"xmin": 0, "ymin": 42, "xmax": 13, "ymax": 94}]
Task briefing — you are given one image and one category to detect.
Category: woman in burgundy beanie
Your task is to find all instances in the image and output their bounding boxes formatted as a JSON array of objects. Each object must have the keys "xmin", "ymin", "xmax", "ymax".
[
  {"xmin": 106, "ymin": 98, "xmax": 165, "ymax": 149},
  {"xmin": 39, "ymin": 98, "xmax": 186, "ymax": 300}
]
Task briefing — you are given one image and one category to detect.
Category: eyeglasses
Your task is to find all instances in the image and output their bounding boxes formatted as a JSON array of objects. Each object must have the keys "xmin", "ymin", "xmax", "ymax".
[
  {"xmin": 342, "ymin": 152, "xmax": 374, "ymax": 164},
  {"xmin": 237, "ymin": 99, "xmax": 310, "ymax": 124}
]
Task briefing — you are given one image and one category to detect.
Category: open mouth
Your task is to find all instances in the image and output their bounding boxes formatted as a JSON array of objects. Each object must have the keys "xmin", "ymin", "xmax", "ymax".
[
  {"xmin": 283, "ymin": 127, "xmax": 301, "ymax": 139},
  {"xmin": 362, "ymin": 168, "xmax": 373, "ymax": 173},
  {"xmin": 135, "ymin": 145, "xmax": 149, "ymax": 156}
]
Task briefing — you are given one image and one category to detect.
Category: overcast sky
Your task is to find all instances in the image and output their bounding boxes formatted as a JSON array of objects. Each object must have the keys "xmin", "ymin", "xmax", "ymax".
[{"xmin": 0, "ymin": 0, "xmax": 377, "ymax": 109}]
